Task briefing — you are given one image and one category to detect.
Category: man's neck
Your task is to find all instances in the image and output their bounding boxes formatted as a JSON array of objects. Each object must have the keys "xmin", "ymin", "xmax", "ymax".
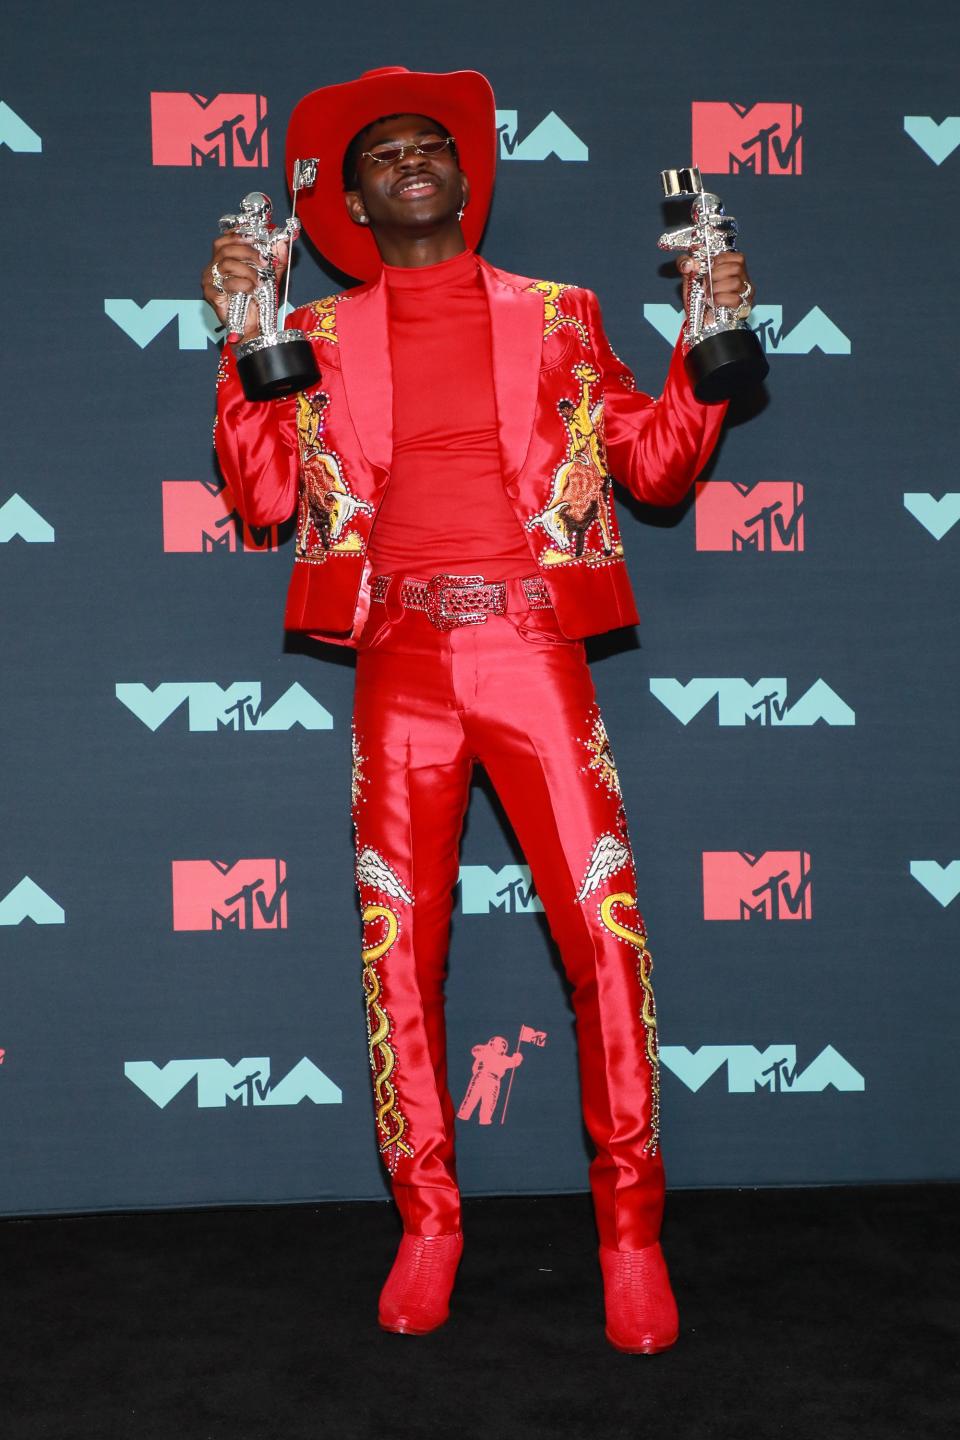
[{"xmin": 373, "ymin": 222, "xmax": 467, "ymax": 269}]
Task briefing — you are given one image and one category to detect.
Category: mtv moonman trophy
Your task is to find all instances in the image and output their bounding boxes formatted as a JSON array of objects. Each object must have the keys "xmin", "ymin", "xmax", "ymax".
[
  {"xmin": 219, "ymin": 159, "xmax": 321, "ymax": 401},
  {"xmin": 658, "ymin": 166, "xmax": 769, "ymax": 403}
]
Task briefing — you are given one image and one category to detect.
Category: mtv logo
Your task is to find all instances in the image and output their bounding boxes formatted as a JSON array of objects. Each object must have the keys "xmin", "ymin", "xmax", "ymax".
[
  {"xmin": 649, "ymin": 677, "xmax": 855, "ymax": 727},
  {"xmin": 0, "ymin": 101, "xmax": 42, "ymax": 152},
  {"xmin": 105, "ymin": 299, "xmax": 224, "ymax": 351},
  {"xmin": 0, "ymin": 877, "xmax": 64, "ymax": 926},
  {"xmin": 695, "ymin": 481, "xmax": 804, "ymax": 552},
  {"xmin": 643, "ymin": 304, "xmax": 850, "ymax": 355},
  {"xmin": 660, "ymin": 1044, "xmax": 864, "ymax": 1093},
  {"xmin": 903, "ymin": 493, "xmax": 960, "ymax": 541},
  {"xmin": 150, "ymin": 92, "xmax": 268, "ymax": 166},
  {"xmin": 750, "ymin": 305, "xmax": 850, "ymax": 355},
  {"xmin": 0, "ymin": 494, "xmax": 54, "ymax": 543},
  {"xmin": 903, "ymin": 116, "xmax": 960, "ymax": 166},
  {"xmin": 162, "ymin": 480, "xmax": 278, "ymax": 552},
  {"xmin": 115, "ymin": 681, "xmax": 334, "ymax": 732},
  {"xmin": 124, "ymin": 1057, "xmax": 341, "ymax": 1107},
  {"xmin": 703, "ymin": 851, "xmax": 811, "ymax": 921},
  {"xmin": 692, "ymin": 102, "xmax": 802, "ymax": 175},
  {"xmin": 171, "ymin": 860, "xmax": 287, "ymax": 930},
  {"xmin": 496, "ymin": 109, "xmax": 588, "ymax": 161},
  {"xmin": 909, "ymin": 861, "xmax": 960, "ymax": 908},
  {"xmin": 459, "ymin": 864, "xmax": 544, "ymax": 914}
]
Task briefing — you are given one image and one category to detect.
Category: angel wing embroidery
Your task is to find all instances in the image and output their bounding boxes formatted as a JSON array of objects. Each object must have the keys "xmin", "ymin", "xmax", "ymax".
[
  {"xmin": 356, "ymin": 847, "xmax": 414, "ymax": 904},
  {"xmin": 577, "ymin": 834, "xmax": 632, "ymax": 901}
]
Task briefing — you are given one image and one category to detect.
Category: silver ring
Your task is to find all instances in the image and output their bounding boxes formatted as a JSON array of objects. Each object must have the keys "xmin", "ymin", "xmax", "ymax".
[
  {"xmin": 211, "ymin": 262, "xmax": 227, "ymax": 294},
  {"xmin": 733, "ymin": 278, "xmax": 754, "ymax": 320}
]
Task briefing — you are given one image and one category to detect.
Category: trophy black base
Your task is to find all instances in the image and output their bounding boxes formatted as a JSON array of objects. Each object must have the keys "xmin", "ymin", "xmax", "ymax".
[
  {"xmin": 235, "ymin": 332, "xmax": 320, "ymax": 402},
  {"xmin": 685, "ymin": 327, "xmax": 769, "ymax": 404}
]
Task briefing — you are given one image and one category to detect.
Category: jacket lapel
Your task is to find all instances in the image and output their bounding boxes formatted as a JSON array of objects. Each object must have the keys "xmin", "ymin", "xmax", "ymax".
[
  {"xmin": 480, "ymin": 261, "xmax": 544, "ymax": 481},
  {"xmin": 336, "ymin": 274, "xmax": 393, "ymax": 476},
  {"xmin": 337, "ymin": 259, "xmax": 544, "ymax": 484}
]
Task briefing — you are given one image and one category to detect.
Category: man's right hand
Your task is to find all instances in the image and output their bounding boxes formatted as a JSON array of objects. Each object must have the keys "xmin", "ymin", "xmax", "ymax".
[{"xmin": 201, "ymin": 232, "xmax": 289, "ymax": 339}]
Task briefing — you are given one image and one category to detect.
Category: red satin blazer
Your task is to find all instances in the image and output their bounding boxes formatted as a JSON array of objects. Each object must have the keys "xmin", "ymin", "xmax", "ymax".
[{"xmin": 214, "ymin": 256, "xmax": 727, "ymax": 645}]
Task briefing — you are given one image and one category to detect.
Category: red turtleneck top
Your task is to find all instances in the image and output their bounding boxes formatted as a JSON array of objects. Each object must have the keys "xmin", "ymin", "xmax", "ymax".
[{"xmin": 366, "ymin": 248, "xmax": 534, "ymax": 580}]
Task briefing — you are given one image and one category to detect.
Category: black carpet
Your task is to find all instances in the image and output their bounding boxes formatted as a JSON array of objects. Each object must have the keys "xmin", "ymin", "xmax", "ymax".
[{"xmin": 2, "ymin": 1186, "xmax": 958, "ymax": 1440}]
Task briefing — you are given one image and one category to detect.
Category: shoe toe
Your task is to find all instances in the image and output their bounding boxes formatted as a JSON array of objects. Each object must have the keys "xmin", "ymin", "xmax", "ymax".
[{"xmin": 378, "ymin": 1231, "xmax": 463, "ymax": 1336}]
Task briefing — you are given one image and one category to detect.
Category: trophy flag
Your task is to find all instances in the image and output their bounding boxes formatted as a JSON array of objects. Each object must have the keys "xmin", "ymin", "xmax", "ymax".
[{"xmin": 500, "ymin": 1023, "xmax": 549, "ymax": 1125}]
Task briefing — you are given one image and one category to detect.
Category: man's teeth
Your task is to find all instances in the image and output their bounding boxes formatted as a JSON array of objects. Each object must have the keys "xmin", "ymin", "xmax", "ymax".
[{"xmin": 399, "ymin": 179, "xmax": 434, "ymax": 193}]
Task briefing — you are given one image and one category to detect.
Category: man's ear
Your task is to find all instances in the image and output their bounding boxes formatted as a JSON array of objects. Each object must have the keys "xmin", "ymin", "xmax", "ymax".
[
  {"xmin": 344, "ymin": 190, "xmax": 369, "ymax": 227},
  {"xmin": 460, "ymin": 173, "xmax": 471, "ymax": 210}
]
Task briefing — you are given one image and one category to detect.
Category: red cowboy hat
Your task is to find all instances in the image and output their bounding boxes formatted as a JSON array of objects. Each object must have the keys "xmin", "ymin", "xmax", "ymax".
[{"xmin": 284, "ymin": 67, "xmax": 497, "ymax": 282}]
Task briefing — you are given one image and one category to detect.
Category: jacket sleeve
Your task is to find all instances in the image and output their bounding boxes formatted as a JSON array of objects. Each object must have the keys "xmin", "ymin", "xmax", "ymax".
[
  {"xmin": 213, "ymin": 340, "xmax": 300, "ymax": 527},
  {"xmin": 586, "ymin": 289, "xmax": 728, "ymax": 507}
]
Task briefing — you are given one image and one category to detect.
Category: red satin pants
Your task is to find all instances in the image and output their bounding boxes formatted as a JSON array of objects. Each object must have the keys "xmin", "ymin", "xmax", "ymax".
[{"xmin": 351, "ymin": 579, "xmax": 665, "ymax": 1250}]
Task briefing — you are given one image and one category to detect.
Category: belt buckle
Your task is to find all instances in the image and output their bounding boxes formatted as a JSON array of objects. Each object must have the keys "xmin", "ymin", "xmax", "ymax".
[{"xmin": 424, "ymin": 574, "xmax": 488, "ymax": 630}]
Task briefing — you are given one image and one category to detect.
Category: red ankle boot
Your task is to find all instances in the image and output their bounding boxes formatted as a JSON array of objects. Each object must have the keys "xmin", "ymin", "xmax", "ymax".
[
  {"xmin": 599, "ymin": 1242, "xmax": 679, "ymax": 1353},
  {"xmin": 378, "ymin": 1231, "xmax": 464, "ymax": 1335}
]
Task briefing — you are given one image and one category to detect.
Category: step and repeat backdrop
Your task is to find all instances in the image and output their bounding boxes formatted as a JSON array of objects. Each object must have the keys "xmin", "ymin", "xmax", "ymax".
[{"xmin": 2, "ymin": 0, "xmax": 958, "ymax": 1215}]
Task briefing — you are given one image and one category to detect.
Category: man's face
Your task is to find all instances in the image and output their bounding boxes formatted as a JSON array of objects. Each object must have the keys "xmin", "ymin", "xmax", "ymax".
[{"xmin": 344, "ymin": 113, "xmax": 468, "ymax": 235}]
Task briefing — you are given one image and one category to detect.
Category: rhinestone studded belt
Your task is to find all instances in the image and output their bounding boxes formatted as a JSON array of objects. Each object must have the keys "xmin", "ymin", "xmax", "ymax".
[{"xmin": 370, "ymin": 573, "xmax": 552, "ymax": 631}]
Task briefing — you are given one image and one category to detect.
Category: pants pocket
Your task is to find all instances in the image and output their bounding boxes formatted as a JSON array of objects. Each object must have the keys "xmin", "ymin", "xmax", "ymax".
[{"xmin": 507, "ymin": 608, "xmax": 578, "ymax": 647}]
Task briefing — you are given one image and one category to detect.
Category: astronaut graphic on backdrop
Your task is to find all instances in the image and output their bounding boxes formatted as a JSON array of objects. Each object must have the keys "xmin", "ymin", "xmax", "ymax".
[{"xmin": 457, "ymin": 1036, "xmax": 524, "ymax": 1125}]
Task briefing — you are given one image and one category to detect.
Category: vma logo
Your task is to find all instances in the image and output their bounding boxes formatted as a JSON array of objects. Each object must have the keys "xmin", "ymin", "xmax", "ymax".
[
  {"xmin": 0, "ymin": 100, "xmax": 42, "ymax": 152},
  {"xmin": 172, "ymin": 860, "xmax": 287, "ymax": 931},
  {"xmin": 643, "ymin": 304, "xmax": 850, "ymax": 355},
  {"xmin": 692, "ymin": 101, "xmax": 802, "ymax": 175},
  {"xmin": 661, "ymin": 1044, "xmax": 863, "ymax": 1093},
  {"xmin": 703, "ymin": 851, "xmax": 812, "ymax": 921},
  {"xmin": 903, "ymin": 116, "xmax": 960, "ymax": 166},
  {"xmin": 496, "ymin": 109, "xmax": 587, "ymax": 161},
  {"xmin": 162, "ymin": 480, "xmax": 278, "ymax": 552},
  {"xmin": 116, "ymin": 681, "xmax": 333, "ymax": 732},
  {"xmin": 105, "ymin": 299, "xmax": 223, "ymax": 351},
  {"xmin": 150, "ymin": 92, "xmax": 268, "ymax": 166},
  {"xmin": 459, "ymin": 865, "xmax": 544, "ymax": 914},
  {"xmin": 903, "ymin": 493, "xmax": 960, "ymax": 541},
  {"xmin": 696, "ymin": 481, "xmax": 803, "ymax": 552},
  {"xmin": 125, "ymin": 1057, "xmax": 341, "ymax": 1107},
  {"xmin": 910, "ymin": 861, "xmax": 960, "ymax": 909},
  {"xmin": 0, "ymin": 495, "xmax": 54, "ymax": 543},
  {"xmin": 0, "ymin": 877, "xmax": 64, "ymax": 926},
  {"xmin": 650, "ymin": 678, "xmax": 854, "ymax": 727}
]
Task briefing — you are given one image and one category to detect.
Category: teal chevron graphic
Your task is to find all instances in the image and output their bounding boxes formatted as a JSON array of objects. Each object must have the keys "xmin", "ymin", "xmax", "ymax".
[
  {"xmin": 0, "ymin": 495, "xmax": 54, "ymax": 542},
  {"xmin": 903, "ymin": 116, "xmax": 960, "ymax": 165},
  {"xmin": 495, "ymin": 109, "xmax": 588, "ymax": 161},
  {"xmin": 0, "ymin": 100, "xmax": 41, "ymax": 151},
  {"xmin": 909, "ymin": 861, "xmax": 960, "ymax": 908},
  {"xmin": 0, "ymin": 877, "xmax": 64, "ymax": 925},
  {"xmin": 903, "ymin": 493, "xmax": 960, "ymax": 540}
]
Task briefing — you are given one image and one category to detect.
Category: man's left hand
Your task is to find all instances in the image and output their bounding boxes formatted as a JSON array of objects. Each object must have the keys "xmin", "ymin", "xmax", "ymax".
[{"xmin": 678, "ymin": 250, "xmax": 754, "ymax": 318}]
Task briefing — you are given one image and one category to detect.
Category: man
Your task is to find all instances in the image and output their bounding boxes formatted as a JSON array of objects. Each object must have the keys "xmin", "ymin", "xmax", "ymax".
[{"xmin": 202, "ymin": 67, "xmax": 753, "ymax": 1353}]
